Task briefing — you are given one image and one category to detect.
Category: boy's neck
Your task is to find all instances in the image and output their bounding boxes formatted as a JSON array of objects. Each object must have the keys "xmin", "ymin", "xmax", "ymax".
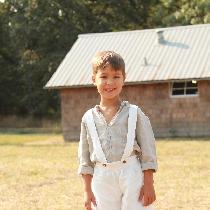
[{"xmin": 99, "ymin": 98, "xmax": 122, "ymax": 108}]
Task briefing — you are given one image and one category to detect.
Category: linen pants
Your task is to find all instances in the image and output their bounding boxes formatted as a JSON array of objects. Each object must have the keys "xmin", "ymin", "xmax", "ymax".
[{"xmin": 91, "ymin": 157, "xmax": 154, "ymax": 210}]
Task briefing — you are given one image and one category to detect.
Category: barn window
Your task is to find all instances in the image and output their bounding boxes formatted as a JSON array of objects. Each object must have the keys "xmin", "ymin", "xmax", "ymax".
[{"xmin": 171, "ymin": 80, "xmax": 198, "ymax": 96}]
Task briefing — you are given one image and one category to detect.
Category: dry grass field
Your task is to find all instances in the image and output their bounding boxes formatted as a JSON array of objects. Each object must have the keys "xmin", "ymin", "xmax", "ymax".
[{"xmin": 0, "ymin": 134, "xmax": 210, "ymax": 210}]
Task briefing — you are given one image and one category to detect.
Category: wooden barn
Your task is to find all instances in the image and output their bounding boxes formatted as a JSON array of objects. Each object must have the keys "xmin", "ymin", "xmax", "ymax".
[{"xmin": 45, "ymin": 24, "xmax": 210, "ymax": 140}]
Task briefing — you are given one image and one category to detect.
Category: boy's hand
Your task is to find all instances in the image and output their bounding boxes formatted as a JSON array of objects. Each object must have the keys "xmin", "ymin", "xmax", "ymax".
[
  {"xmin": 139, "ymin": 183, "xmax": 156, "ymax": 206},
  {"xmin": 84, "ymin": 190, "xmax": 97, "ymax": 210},
  {"xmin": 139, "ymin": 169, "xmax": 156, "ymax": 206}
]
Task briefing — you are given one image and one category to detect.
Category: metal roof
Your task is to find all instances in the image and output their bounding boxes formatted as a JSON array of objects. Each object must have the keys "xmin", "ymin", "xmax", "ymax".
[{"xmin": 45, "ymin": 24, "xmax": 210, "ymax": 89}]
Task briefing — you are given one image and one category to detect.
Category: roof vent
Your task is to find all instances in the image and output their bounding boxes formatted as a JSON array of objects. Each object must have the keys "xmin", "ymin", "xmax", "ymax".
[
  {"xmin": 143, "ymin": 57, "xmax": 148, "ymax": 66},
  {"xmin": 156, "ymin": 29, "xmax": 165, "ymax": 44}
]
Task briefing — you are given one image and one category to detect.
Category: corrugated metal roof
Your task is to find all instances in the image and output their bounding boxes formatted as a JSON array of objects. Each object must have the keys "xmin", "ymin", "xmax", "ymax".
[{"xmin": 45, "ymin": 24, "xmax": 210, "ymax": 89}]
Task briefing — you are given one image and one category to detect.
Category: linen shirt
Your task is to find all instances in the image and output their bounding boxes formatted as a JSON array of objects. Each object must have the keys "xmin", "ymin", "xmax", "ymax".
[{"xmin": 78, "ymin": 101, "xmax": 158, "ymax": 175}]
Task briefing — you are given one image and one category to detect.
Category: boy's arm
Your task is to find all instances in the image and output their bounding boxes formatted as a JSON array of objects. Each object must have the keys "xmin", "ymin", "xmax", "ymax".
[
  {"xmin": 78, "ymin": 119, "xmax": 96, "ymax": 209},
  {"xmin": 136, "ymin": 108, "xmax": 157, "ymax": 206},
  {"xmin": 136, "ymin": 108, "xmax": 158, "ymax": 172},
  {"xmin": 78, "ymin": 120, "xmax": 94, "ymax": 175}
]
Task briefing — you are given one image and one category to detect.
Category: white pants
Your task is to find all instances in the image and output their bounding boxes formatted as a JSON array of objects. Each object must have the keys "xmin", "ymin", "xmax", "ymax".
[{"xmin": 92, "ymin": 156, "xmax": 154, "ymax": 210}]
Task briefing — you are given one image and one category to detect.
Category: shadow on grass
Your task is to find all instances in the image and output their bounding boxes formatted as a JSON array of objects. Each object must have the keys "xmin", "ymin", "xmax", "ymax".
[
  {"xmin": 156, "ymin": 137, "xmax": 210, "ymax": 141},
  {"xmin": 0, "ymin": 143, "xmax": 70, "ymax": 147},
  {"xmin": 0, "ymin": 127, "xmax": 62, "ymax": 135}
]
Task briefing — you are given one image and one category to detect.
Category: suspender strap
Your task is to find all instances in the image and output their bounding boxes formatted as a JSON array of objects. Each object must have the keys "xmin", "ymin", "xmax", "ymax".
[
  {"xmin": 85, "ymin": 109, "xmax": 107, "ymax": 163},
  {"xmin": 121, "ymin": 105, "xmax": 138, "ymax": 161}
]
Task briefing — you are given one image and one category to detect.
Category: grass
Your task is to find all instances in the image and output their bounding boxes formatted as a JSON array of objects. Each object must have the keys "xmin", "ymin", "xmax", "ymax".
[{"xmin": 0, "ymin": 135, "xmax": 210, "ymax": 210}]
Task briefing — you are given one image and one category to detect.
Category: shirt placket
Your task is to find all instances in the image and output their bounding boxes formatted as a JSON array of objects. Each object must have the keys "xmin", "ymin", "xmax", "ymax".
[
  {"xmin": 106, "ymin": 125, "xmax": 112, "ymax": 162},
  {"xmin": 95, "ymin": 101, "xmax": 126, "ymax": 162}
]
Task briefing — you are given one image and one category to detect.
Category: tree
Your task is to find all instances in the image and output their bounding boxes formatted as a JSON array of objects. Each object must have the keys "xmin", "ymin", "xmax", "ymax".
[
  {"xmin": 148, "ymin": 0, "xmax": 210, "ymax": 27},
  {"xmin": 0, "ymin": 0, "xmax": 86, "ymax": 117},
  {"xmin": 0, "ymin": 1, "xmax": 24, "ymax": 115},
  {"xmin": 83, "ymin": 0, "xmax": 158, "ymax": 31}
]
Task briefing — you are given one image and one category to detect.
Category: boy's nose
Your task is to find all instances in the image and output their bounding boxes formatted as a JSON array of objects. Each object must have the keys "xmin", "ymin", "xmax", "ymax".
[{"xmin": 107, "ymin": 79, "xmax": 114, "ymax": 84}]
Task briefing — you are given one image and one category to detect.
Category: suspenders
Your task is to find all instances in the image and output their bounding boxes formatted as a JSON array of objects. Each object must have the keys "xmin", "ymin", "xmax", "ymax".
[
  {"xmin": 85, "ymin": 104, "xmax": 138, "ymax": 164},
  {"xmin": 121, "ymin": 105, "xmax": 138, "ymax": 161},
  {"xmin": 85, "ymin": 109, "xmax": 107, "ymax": 163}
]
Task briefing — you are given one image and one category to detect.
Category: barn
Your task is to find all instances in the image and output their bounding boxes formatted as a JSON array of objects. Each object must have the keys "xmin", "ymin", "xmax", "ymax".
[{"xmin": 45, "ymin": 24, "xmax": 210, "ymax": 140}]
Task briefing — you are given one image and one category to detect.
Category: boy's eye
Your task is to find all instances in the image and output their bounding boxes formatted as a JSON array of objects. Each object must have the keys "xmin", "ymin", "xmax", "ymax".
[
  {"xmin": 100, "ymin": 76, "xmax": 107, "ymax": 78},
  {"xmin": 114, "ymin": 75, "xmax": 122, "ymax": 79}
]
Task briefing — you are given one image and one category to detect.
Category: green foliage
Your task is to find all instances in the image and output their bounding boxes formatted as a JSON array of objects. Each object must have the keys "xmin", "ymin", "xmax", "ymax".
[
  {"xmin": 0, "ymin": 0, "xmax": 209, "ymax": 119},
  {"xmin": 0, "ymin": 1, "xmax": 23, "ymax": 114},
  {"xmin": 83, "ymin": 0, "xmax": 157, "ymax": 31},
  {"xmin": 149, "ymin": 0, "xmax": 210, "ymax": 27}
]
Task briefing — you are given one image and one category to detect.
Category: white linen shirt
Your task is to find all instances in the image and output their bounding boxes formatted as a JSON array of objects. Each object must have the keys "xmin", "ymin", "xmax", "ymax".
[{"xmin": 78, "ymin": 101, "xmax": 158, "ymax": 175}]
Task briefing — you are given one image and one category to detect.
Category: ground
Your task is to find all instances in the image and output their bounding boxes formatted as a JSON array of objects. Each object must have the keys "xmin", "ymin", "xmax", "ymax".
[{"xmin": 0, "ymin": 134, "xmax": 210, "ymax": 210}]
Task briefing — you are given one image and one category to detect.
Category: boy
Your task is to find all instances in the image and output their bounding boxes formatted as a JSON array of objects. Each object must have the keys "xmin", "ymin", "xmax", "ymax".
[{"xmin": 78, "ymin": 51, "xmax": 157, "ymax": 210}]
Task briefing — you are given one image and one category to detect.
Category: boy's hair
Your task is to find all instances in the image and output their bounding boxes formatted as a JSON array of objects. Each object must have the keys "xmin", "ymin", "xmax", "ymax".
[{"xmin": 92, "ymin": 51, "xmax": 125, "ymax": 76}]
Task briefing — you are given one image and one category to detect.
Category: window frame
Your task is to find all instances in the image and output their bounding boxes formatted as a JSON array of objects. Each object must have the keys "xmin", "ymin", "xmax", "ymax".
[{"xmin": 170, "ymin": 80, "xmax": 199, "ymax": 98}]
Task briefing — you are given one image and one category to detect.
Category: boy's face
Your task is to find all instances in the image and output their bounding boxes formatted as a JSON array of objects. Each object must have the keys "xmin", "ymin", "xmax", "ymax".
[{"xmin": 92, "ymin": 65, "xmax": 125, "ymax": 100}]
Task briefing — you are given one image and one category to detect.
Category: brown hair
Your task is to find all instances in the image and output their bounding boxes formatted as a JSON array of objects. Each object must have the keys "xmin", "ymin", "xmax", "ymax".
[{"xmin": 91, "ymin": 51, "xmax": 125, "ymax": 77}]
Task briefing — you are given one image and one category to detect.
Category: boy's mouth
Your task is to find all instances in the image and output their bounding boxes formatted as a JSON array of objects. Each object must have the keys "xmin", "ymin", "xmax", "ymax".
[{"xmin": 104, "ymin": 88, "xmax": 116, "ymax": 92}]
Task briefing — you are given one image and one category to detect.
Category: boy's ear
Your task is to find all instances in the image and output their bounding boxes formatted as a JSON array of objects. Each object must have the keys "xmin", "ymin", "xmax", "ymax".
[
  {"xmin": 123, "ymin": 73, "xmax": 126, "ymax": 81},
  {"xmin": 92, "ymin": 75, "xmax": 96, "ymax": 86}
]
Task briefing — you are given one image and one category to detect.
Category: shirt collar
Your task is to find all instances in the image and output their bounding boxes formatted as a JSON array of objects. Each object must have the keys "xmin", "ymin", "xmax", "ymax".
[{"xmin": 94, "ymin": 100, "xmax": 129, "ymax": 113}]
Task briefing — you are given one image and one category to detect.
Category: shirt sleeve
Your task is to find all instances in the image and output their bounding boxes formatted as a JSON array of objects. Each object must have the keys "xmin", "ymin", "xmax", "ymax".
[
  {"xmin": 136, "ymin": 108, "xmax": 158, "ymax": 172},
  {"xmin": 78, "ymin": 117, "xmax": 94, "ymax": 175}
]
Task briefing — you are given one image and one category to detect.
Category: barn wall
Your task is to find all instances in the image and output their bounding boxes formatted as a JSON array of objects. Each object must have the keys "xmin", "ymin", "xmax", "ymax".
[
  {"xmin": 60, "ymin": 88, "xmax": 100, "ymax": 140},
  {"xmin": 60, "ymin": 80, "xmax": 210, "ymax": 140}
]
